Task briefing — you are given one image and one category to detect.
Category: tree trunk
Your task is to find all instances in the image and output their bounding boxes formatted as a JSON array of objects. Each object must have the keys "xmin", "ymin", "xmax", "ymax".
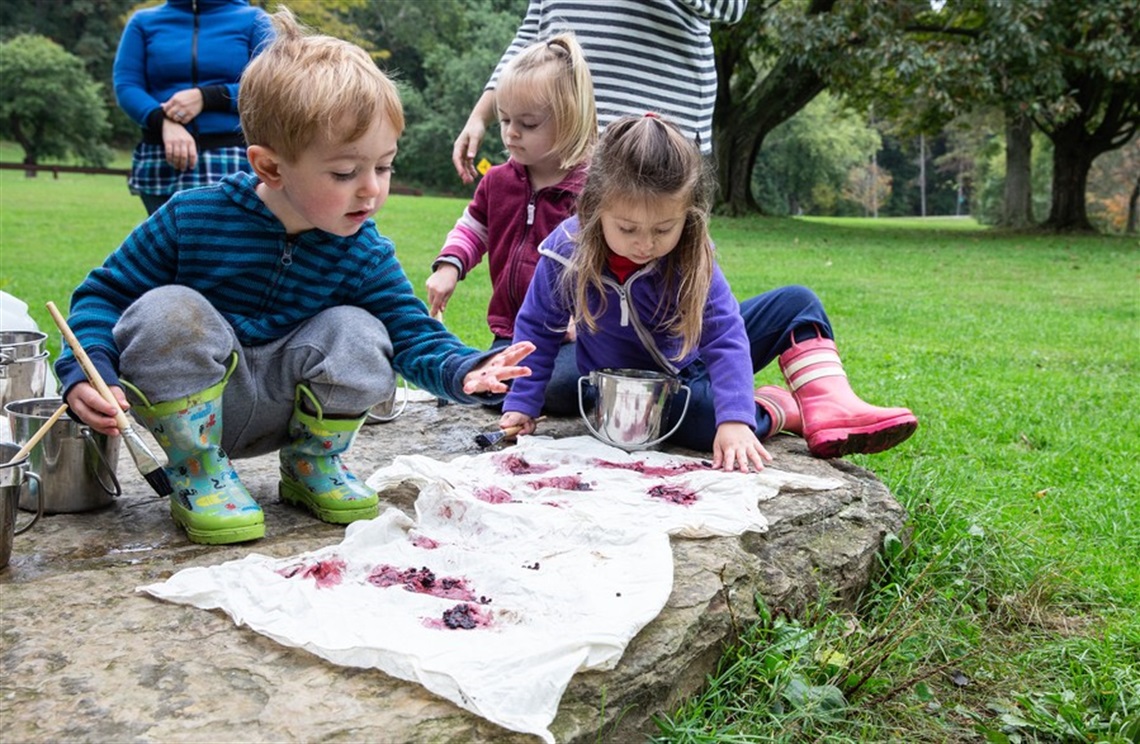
[
  {"xmin": 1001, "ymin": 111, "xmax": 1033, "ymax": 228},
  {"xmin": 711, "ymin": 0, "xmax": 836, "ymax": 215},
  {"xmin": 1043, "ymin": 118, "xmax": 1096, "ymax": 232},
  {"xmin": 1128, "ymin": 174, "xmax": 1139, "ymax": 235},
  {"xmin": 714, "ymin": 57, "xmax": 826, "ymax": 215}
]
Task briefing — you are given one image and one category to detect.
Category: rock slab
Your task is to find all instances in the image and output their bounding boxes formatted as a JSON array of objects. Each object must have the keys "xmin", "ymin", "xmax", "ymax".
[{"xmin": 0, "ymin": 401, "xmax": 905, "ymax": 742}]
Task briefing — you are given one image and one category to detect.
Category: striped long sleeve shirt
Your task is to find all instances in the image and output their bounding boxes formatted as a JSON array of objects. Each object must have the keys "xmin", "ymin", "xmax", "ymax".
[
  {"xmin": 55, "ymin": 172, "xmax": 487, "ymax": 403},
  {"xmin": 487, "ymin": 0, "xmax": 748, "ymax": 154}
]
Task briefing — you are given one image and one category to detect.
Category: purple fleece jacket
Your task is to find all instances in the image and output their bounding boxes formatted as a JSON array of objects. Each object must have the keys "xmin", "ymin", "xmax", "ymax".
[{"xmin": 504, "ymin": 216, "xmax": 757, "ymax": 426}]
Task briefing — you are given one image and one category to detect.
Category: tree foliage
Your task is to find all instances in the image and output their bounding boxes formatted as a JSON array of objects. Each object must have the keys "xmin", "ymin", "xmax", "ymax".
[{"xmin": 0, "ymin": 33, "xmax": 111, "ymax": 170}]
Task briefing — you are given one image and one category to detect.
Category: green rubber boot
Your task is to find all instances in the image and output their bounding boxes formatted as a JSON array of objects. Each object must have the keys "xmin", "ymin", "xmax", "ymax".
[
  {"xmin": 279, "ymin": 385, "xmax": 378, "ymax": 524},
  {"xmin": 122, "ymin": 359, "xmax": 265, "ymax": 545}
]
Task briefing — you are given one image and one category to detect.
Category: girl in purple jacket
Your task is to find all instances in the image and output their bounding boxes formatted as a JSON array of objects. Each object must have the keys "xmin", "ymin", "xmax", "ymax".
[
  {"xmin": 426, "ymin": 33, "xmax": 596, "ymax": 414},
  {"xmin": 500, "ymin": 115, "xmax": 917, "ymax": 472}
]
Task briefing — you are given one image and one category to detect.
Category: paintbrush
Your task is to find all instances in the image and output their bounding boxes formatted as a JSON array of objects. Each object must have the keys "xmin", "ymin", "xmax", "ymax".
[
  {"xmin": 46, "ymin": 301, "xmax": 173, "ymax": 497},
  {"xmin": 475, "ymin": 416, "xmax": 546, "ymax": 449},
  {"xmin": 4, "ymin": 402, "xmax": 68, "ymax": 465}
]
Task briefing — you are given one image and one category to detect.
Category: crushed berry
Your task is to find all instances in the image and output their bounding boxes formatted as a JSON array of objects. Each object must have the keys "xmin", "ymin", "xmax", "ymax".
[
  {"xmin": 495, "ymin": 453, "xmax": 555, "ymax": 475},
  {"xmin": 421, "ymin": 602, "xmax": 493, "ymax": 630},
  {"xmin": 593, "ymin": 458, "xmax": 711, "ymax": 477},
  {"xmin": 367, "ymin": 564, "xmax": 478, "ymax": 601},
  {"xmin": 526, "ymin": 474, "xmax": 591, "ymax": 491},
  {"xmin": 648, "ymin": 484, "xmax": 699, "ymax": 506},
  {"xmin": 276, "ymin": 557, "xmax": 346, "ymax": 589},
  {"xmin": 412, "ymin": 535, "xmax": 440, "ymax": 549},
  {"xmin": 523, "ymin": 561, "xmax": 540, "ymax": 571},
  {"xmin": 474, "ymin": 486, "xmax": 514, "ymax": 504}
]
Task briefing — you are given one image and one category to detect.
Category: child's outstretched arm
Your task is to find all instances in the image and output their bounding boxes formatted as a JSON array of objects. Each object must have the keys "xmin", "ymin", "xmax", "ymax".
[
  {"xmin": 713, "ymin": 422, "xmax": 773, "ymax": 473},
  {"xmin": 462, "ymin": 341, "xmax": 535, "ymax": 394}
]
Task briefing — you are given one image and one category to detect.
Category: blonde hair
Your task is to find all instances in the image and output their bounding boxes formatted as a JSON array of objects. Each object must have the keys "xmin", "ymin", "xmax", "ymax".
[
  {"xmin": 570, "ymin": 115, "xmax": 715, "ymax": 360},
  {"xmin": 239, "ymin": 6, "xmax": 405, "ymax": 162},
  {"xmin": 496, "ymin": 33, "xmax": 596, "ymax": 169}
]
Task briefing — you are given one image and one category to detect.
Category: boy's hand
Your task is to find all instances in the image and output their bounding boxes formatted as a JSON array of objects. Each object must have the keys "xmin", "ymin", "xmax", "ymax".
[
  {"xmin": 462, "ymin": 341, "xmax": 535, "ymax": 394},
  {"xmin": 426, "ymin": 264, "xmax": 460, "ymax": 318},
  {"xmin": 712, "ymin": 422, "xmax": 772, "ymax": 473},
  {"xmin": 65, "ymin": 381, "xmax": 131, "ymax": 438},
  {"xmin": 499, "ymin": 410, "xmax": 537, "ymax": 436}
]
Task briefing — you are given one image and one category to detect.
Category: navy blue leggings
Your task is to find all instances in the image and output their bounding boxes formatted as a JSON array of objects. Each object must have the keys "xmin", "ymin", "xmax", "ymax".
[{"xmin": 663, "ymin": 284, "xmax": 832, "ymax": 451}]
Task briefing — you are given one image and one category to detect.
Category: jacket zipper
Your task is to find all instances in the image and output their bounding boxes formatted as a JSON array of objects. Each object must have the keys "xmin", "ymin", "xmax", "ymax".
[
  {"xmin": 507, "ymin": 191, "xmax": 539, "ymax": 307},
  {"xmin": 605, "ymin": 268, "xmax": 679, "ymax": 375}
]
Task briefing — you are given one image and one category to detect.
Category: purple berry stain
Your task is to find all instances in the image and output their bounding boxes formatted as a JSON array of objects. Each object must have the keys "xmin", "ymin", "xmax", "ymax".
[
  {"xmin": 422, "ymin": 602, "xmax": 494, "ymax": 630},
  {"xmin": 526, "ymin": 474, "xmax": 591, "ymax": 491},
  {"xmin": 367, "ymin": 564, "xmax": 483, "ymax": 602},
  {"xmin": 277, "ymin": 557, "xmax": 347, "ymax": 588},
  {"xmin": 474, "ymin": 485, "xmax": 514, "ymax": 504},
  {"xmin": 594, "ymin": 458, "xmax": 711, "ymax": 477},
  {"xmin": 495, "ymin": 453, "xmax": 556, "ymax": 476},
  {"xmin": 648, "ymin": 484, "xmax": 699, "ymax": 506}
]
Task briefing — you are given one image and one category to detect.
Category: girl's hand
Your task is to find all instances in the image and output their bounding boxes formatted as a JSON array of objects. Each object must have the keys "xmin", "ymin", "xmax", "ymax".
[
  {"xmin": 426, "ymin": 264, "xmax": 459, "ymax": 317},
  {"xmin": 161, "ymin": 87, "xmax": 204, "ymax": 125},
  {"xmin": 462, "ymin": 341, "xmax": 535, "ymax": 394},
  {"xmin": 711, "ymin": 422, "xmax": 772, "ymax": 473},
  {"xmin": 65, "ymin": 382, "xmax": 130, "ymax": 438},
  {"xmin": 499, "ymin": 410, "xmax": 537, "ymax": 436},
  {"xmin": 162, "ymin": 119, "xmax": 199, "ymax": 170}
]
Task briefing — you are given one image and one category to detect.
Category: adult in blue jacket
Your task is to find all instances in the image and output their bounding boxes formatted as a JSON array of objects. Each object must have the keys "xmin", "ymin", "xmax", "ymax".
[{"xmin": 113, "ymin": 0, "xmax": 273, "ymax": 215}]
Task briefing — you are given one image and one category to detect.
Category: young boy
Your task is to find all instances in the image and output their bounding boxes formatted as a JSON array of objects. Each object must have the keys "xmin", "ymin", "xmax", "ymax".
[{"xmin": 54, "ymin": 7, "xmax": 533, "ymax": 546}]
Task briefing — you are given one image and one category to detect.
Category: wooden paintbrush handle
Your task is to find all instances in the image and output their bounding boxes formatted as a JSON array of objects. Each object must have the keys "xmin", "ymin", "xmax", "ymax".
[
  {"xmin": 6, "ymin": 402, "xmax": 68, "ymax": 465},
  {"xmin": 45, "ymin": 301, "xmax": 133, "ymax": 431}
]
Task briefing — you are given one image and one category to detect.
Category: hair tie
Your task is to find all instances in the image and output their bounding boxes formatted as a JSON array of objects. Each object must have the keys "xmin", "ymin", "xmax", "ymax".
[{"xmin": 644, "ymin": 112, "xmax": 660, "ymax": 119}]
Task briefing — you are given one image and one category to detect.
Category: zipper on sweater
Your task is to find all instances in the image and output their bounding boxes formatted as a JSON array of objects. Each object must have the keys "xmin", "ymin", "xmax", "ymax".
[
  {"xmin": 507, "ymin": 191, "xmax": 539, "ymax": 307},
  {"xmin": 191, "ymin": 0, "xmax": 200, "ymax": 86},
  {"xmin": 280, "ymin": 237, "xmax": 295, "ymax": 267},
  {"xmin": 607, "ymin": 269, "xmax": 679, "ymax": 375}
]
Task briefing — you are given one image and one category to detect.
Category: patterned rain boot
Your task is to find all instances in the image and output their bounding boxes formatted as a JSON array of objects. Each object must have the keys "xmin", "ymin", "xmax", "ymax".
[
  {"xmin": 754, "ymin": 385, "xmax": 803, "ymax": 439},
  {"xmin": 121, "ymin": 363, "xmax": 265, "ymax": 545},
  {"xmin": 279, "ymin": 384, "xmax": 379, "ymax": 524},
  {"xmin": 780, "ymin": 335, "xmax": 917, "ymax": 458}
]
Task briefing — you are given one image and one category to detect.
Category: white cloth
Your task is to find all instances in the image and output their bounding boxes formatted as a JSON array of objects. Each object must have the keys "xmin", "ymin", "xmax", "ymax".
[{"xmin": 141, "ymin": 435, "xmax": 842, "ymax": 741}]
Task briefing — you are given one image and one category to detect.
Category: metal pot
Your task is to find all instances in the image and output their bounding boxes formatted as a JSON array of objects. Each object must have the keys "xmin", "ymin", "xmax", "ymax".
[
  {"xmin": 0, "ymin": 331, "xmax": 49, "ymax": 411},
  {"xmin": 577, "ymin": 368, "xmax": 691, "ymax": 451},
  {"xmin": 5, "ymin": 397, "xmax": 121, "ymax": 513},
  {"xmin": 0, "ymin": 442, "xmax": 43, "ymax": 569}
]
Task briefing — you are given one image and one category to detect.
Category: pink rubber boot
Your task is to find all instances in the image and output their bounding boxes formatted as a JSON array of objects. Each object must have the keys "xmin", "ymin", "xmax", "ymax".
[
  {"xmin": 754, "ymin": 385, "xmax": 802, "ymax": 439},
  {"xmin": 780, "ymin": 336, "xmax": 917, "ymax": 458}
]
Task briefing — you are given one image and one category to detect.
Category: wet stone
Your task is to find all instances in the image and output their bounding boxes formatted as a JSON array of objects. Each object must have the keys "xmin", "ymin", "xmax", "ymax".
[{"xmin": 0, "ymin": 400, "xmax": 905, "ymax": 743}]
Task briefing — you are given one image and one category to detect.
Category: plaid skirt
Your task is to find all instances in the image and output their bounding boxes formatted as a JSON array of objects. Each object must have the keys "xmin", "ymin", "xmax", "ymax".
[{"xmin": 128, "ymin": 142, "xmax": 252, "ymax": 196}]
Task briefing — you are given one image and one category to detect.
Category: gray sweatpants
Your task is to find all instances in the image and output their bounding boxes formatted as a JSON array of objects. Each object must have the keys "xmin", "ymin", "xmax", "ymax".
[{"xmin": 113, "ymin": 286, "xmax": 395, "ymax": 459}]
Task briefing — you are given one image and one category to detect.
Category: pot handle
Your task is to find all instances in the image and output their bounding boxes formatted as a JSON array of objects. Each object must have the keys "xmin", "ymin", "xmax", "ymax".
[
  {"xmin": 82, "ymin": 427, "xmax": 123, "ymax": 498},
  {"xmin": 14, "ymin": 471, "xmax": 43, "ymax": 535},
  {"xmin": 577, "ymin": 377, "xmax": 692, "ymax": 451},
  {"xmin": 365, "ymin": 376, "xmax": 410, "ymax": 424}
]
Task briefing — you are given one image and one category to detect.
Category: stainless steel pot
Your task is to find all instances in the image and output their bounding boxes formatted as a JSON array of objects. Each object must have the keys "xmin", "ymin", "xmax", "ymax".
[
  {"xmin": 0, "ymin": 331, "xmax": 49, "ymax": 411},
  {"xmin": 0, "ymin": 442, "xmax": 43, "ymax": 569},
  {"xmin": 5, "ymin": 397, "xmax": 121, "ymax": 513},
  {"xmin": 577, "ymin": 368, "xmax": 691, "ymax": 451}
]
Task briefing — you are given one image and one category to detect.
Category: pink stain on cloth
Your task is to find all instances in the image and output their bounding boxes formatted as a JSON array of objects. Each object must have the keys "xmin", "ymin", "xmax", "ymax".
[{"xmin": 139, "ymin": 435, "xmax": 841, "ymax": 743}]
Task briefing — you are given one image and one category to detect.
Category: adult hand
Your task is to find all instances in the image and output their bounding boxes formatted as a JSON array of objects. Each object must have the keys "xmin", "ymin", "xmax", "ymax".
[
  {"xmin": 162, "ymin": 87, "xmax": 204, "ymax": 125},
  {"xmin": 163, "ymin": 120, "xmax": 199, "ymax": 170},
  {"xmin": 451, "ymin": 119, "xmax": 486, "ymax": 185},
  {"xmin": 499, "ymin": 410, "xmax": 537, "ymax": 437},
  {"xmin": 65, "ymin": 382, "xmax": 130, "ymax": 438},
  {"xmin": 711, "ymin": 422, "xmax": 772, "ymax": 473},
  {"xmin": 462, "ymin": 341, "xmax": 534, "ymax": 395},
  {"xmin": 426, "ymin": 264, "xmax": 460, "ymax": 318}
]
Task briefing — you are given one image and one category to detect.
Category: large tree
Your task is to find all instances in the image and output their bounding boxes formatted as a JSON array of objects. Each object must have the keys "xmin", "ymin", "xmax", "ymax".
[{"xmin": 0, "ymin": 34, "xmax": 111, "ymax": 171}]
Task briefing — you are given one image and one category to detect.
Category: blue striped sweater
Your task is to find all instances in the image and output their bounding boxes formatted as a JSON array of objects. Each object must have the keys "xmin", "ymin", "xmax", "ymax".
[{"xmin": 55, "ymin": 172, "xmax": 488, "ymax": 403}]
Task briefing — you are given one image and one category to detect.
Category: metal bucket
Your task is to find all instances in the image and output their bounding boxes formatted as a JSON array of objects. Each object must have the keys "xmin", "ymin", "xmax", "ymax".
[
  {"xmin": 5, "ymin": 397, "xmax": 121, "ymax": 513},
  {"xmin": 0, "ymin": 442, "xmax": 43, "ymax": 569},
  {"xmin": 577, "ymin": 368, "xmax": 691, "ymax": 451},
  {"xmin": 0, "ymin": 331, "xmax": 49, "ymax": 410}
]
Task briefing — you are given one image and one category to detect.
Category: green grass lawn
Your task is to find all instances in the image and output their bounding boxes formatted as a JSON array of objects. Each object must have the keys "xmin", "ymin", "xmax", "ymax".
[{"xmin": 1, "ymin": 163, "xmax": 1137, "ymax": 742}]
